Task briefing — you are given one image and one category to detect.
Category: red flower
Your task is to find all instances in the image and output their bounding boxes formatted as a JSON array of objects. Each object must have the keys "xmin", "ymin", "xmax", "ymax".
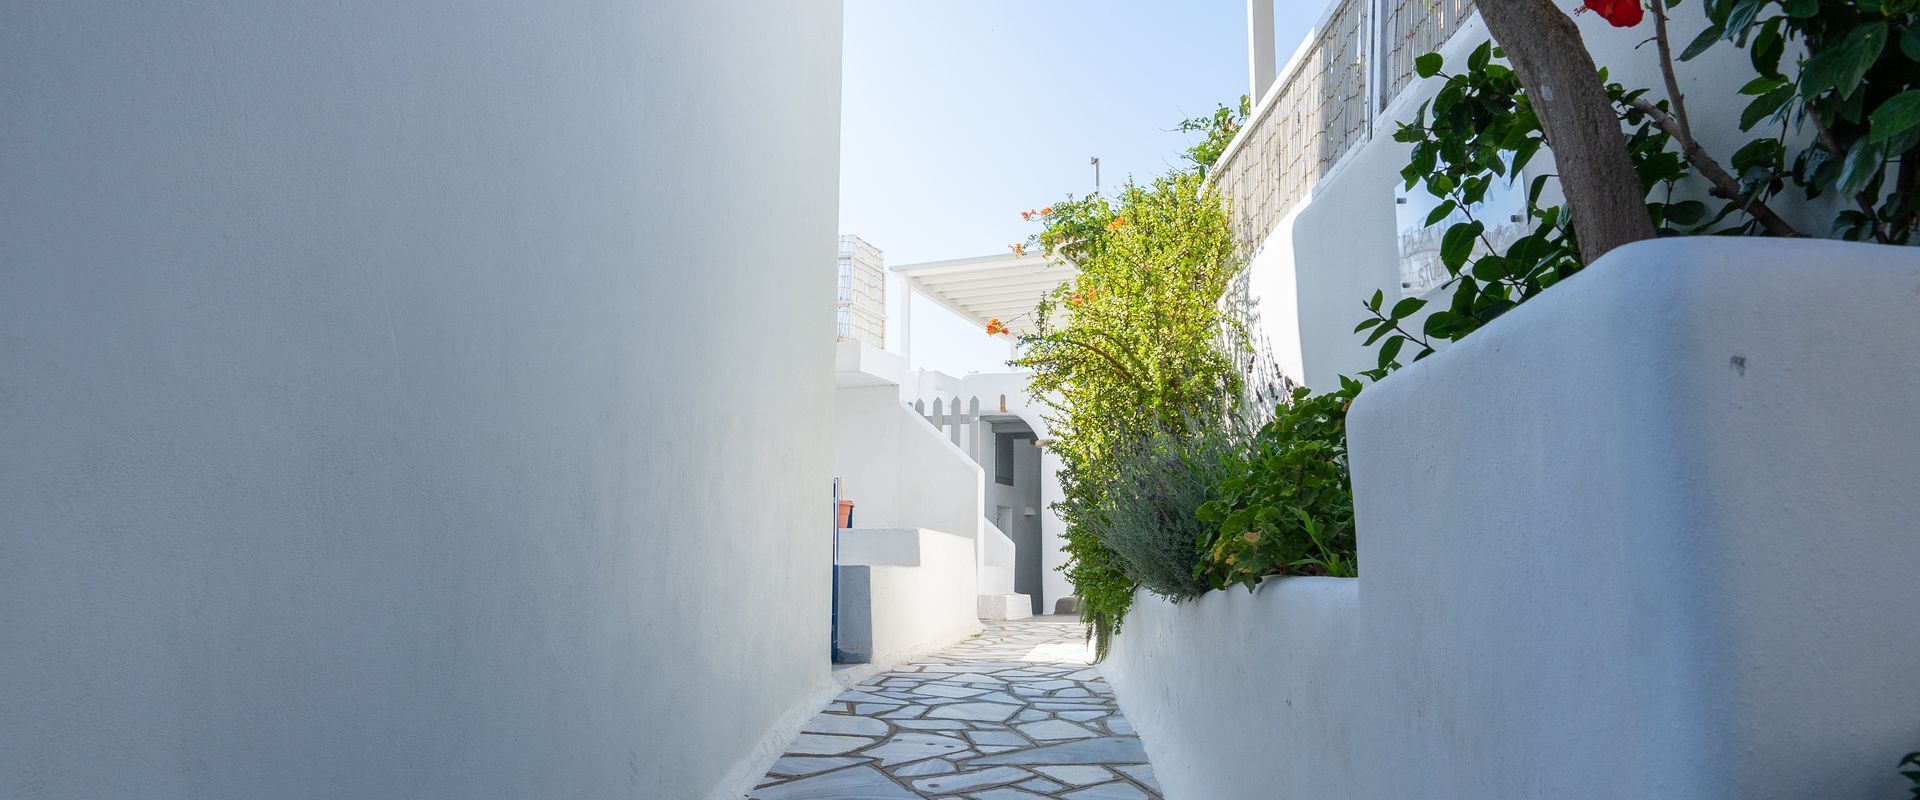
[
  {"xmin": 1582, "ymin": 0, "xmax": 1643, "ymax": 27},
  {"xmin": 1020, "ymin": 210, "xmax": 1032, "ymax": 220},
  {"xmin": 986, "ymin": 318, "xmax": 1009, "ymax": 336}
]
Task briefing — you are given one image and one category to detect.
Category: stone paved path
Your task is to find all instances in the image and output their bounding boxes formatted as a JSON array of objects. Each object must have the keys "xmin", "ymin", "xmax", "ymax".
[{"xmin": 747, "ymin": 616, "xmax": 1162, "ymax": 800}]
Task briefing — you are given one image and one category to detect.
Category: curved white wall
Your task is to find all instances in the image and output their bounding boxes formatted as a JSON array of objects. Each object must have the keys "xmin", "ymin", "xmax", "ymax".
[
  {"xmin": 1106, "ymin": 239, "xmax": 1920, "ymax": 799},
  {"xmin": 0, "ymin": 3, "xmax": 841, "ymax": 799}
]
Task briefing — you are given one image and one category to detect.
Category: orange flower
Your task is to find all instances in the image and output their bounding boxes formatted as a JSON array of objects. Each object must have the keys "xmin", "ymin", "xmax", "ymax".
[
  {"xmin": 985, "ymin": 318, "xmax": 1009, "ymax": 336},
  {"xmin": 1008, "ymin": 242, "xmax": 1026, "ymax": 256},
  {"xmin": 1040, "ymin": 206, "xmax": 1052, "ymax": 216},
  {"xmin": 1107, "ymin": 216, "xmax": 1127, "ymax": 231},
  {"xmin": 1020, "ymin": 210, "xmax": 1032, "ymax": 220},
  {"xmin": 1069, "ymin": 293, "xmax": 1085, "ymax": 305}
]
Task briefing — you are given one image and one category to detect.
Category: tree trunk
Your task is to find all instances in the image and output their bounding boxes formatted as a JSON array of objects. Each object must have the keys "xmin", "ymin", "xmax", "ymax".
[{"xmin": 1476, "ymin": 0, "xmax": 1654, "ymax": 263}]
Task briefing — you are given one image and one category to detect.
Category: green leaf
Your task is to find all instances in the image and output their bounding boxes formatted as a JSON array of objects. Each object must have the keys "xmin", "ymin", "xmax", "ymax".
[
  {"xmin": 1868, "ymin": 90, "xmax": 1920, "ymax": 144},
  {"xmin": 1470, "ymin": 255, "xmax": 1510, "ymax": 282},
  {"xmin": 1666, "ymin": 200, "xmax": 1708, "ymax": 225},
  {"xmin": 1800, "ymin": 22, "xmax": 1888, "ymax": 102},
  {"xmin": 1377, "ymin": 335, "xmax": 1406, "ymax": 369},
  {"xmin": 1354, "ymin": 317, "xmax": 1382, "ymax": 333},
  {"xmin": 1782, "ymin": 0, "xmax": 1816, "ymax": 15},
  {"xmin": 1903, "ymin": 29, "xmax": 1920, "ymax": 63},
  {"xmin": 1738, "ymin": 76, "xmax": 1785, "ymax": 95},
  {"xmin": 1467, "ymin": 41, "xmax": 1492, "ymax": 73},
  {"xmin": 1680, "ymin": 24, "xmax": 1723, "ymax": 61},
  {"xmin": 1740, "ymin": 85, "xmax": 1794, "ymax": 130},
  {"xmin": 1368, "ymin": 289, "xmax": 1384, "ymax": 311},
  {"xmin": 1424, "ymin": 199, "xmax": 1458, "ymax": 227},
  {"xmin": 1414, "ymin": 53, "xmax": 1443, "ymax": 79},
  {"xmin": 1363, "ymin": 318, "xmax": 1394, "ymax": 346},
  {"xmin": 1440, "ymin": 221, "xmax": 1482, "ymax": 271},
  {"xmin": 1836, "ymin": 138, "xmax": 1887, "ymax": 198},
  {"xmin": 1389, "ymin": 296, "xmax": 1427, "ymax": 320}
]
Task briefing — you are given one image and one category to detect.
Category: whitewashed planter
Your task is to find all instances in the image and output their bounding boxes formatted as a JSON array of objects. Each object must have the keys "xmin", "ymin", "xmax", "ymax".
[{"xmin": 1104, "ymin": 238, "xmax": 1920, "ymax": 799}]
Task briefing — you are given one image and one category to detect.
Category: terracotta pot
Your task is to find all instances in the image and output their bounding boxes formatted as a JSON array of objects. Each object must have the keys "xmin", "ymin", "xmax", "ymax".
[{"xmin": 836, "ymin": 499, "xmax": 855, "ymax": 529}]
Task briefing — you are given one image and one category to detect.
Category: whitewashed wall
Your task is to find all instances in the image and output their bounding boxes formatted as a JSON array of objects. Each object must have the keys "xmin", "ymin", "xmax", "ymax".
[
  {"xmin": 833, "ymin": 385, "xmax": 985, "ymax": 549},
  {"xmin": 0, "ymin": 3, "xmax": 841, "ymax": 799},
  {"xmin": 1106, "ymin": 239, "xmax": 1920, "ymax": 799},
  {"xmin": 835, "ymin": 528, "xmax": 984, "ymax": 664}
]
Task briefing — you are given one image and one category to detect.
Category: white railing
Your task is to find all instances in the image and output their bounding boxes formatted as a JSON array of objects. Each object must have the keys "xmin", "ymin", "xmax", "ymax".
[{"xmin": 1211, "ymin": 0, "xmax": 1478, "ymax": 252}]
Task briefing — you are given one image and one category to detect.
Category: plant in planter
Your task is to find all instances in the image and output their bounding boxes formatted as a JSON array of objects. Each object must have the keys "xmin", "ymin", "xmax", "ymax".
[
  {"xmin": 1364, "ymin": 0, "xmax": 1920, "ymax": 372},
  {"xmin": 1015, "ymin": 102, "xmax": 1248, "ymax": 656},
  {"xmin": 1197, "ymin": 380, "xmax": 1362, "ymax": 589}
]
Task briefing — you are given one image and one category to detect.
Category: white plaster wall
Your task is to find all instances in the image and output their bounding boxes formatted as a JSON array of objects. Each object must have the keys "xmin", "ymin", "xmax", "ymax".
[
  {"xmin": 958, "ymin": 370, "xmax": 1074, "ymax": 609},
  {"xmin": 979, "ymin": 518, "xmax": 1018, "ymax": 595},
  {"xmin": 835, "ymin": 529, "xmax": 984, "ymax": 665},
  {"xmin": 833, "ymin": 385, "xmax": 985, "ymax": 546},
  {"xmin": 1106, "ymin": 239, "xmax": 1920, "ymax": 799},
  {"xmin": 0, "ymin": 3, "xmax": 842, "ymax": 799}
]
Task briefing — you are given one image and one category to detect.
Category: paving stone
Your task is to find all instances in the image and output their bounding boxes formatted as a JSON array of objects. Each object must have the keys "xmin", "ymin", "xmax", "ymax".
[
  {"xmin": 804, "ymin": 714, "xmax": 890, "ymax": 737},
  {"xmin": 967, "ymin": 737, "xmax": 1148, "ymax": 766},
  {"xmin": 787, "ymin": 733, "xmax": 876, "ymax": 755},
  {"xmin": 767, "ymin": 756, "xmax": 863, "ymax": 777},
  {"xmin": 909, "ymin": 766, "xmax": 1031, "ymax": 794},
  {"xmin": 1031, "ymin": 765, "xmax": 1115, "ymax": 786},
  {"xmin": 1016, "ymin": 719, "xmax": 1096, "ymax": 741},
  {"xmin": 914, "ymin": 683, "xmax": 989, "ymax": 699},
  {"xmin": 895, "ymin": 719, "xmax": 971, "ymax": 731},
  {"xmin": 749, "ymin": 764, "xmax": 919, "ymax": 799},
  {"xmin": 1059, "ymin": 781, "xmax": 1150, "ymax": 800},
  {"xmin": 751, "ymin": 620, "xmax": 1159, "ymax": 798},
  {"xmin": 968, "ymin": 789, "xmax": 1053, "ymax": 800},
  {"xmin": 966, "ymin": 730, "xmax": 1027, "ymax": 747},
  {"xmin": 892, "ymin": 758, "xmax": 959, "ymax": 777},
  {"xmin": 863, "ymin": 732, "xmax": 973, "ymax": 765},
  {"xmin": 926, "ymin": 702, "xmax": 1020, "ymax": 722},
  {"xmin": 1114, "ymin": 764, "xmax": 1160, "ymax": 792}
]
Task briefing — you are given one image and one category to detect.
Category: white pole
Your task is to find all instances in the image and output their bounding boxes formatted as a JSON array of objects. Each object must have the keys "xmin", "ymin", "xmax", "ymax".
[
  {"xmin": 900, "ymin": 278, "xmax": 914, "ymax": 367},
  {"xmin": 1247, "ymin": 0, "xmax": 1276, "ymax": 103}
]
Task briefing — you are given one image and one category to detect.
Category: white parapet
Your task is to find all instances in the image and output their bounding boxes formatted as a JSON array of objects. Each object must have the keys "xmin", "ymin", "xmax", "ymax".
[
  {"xmin": 835, "ymin": 528, "xmax": 982, "ymax": 665},
  {"xmin": 1104, "ymin": 238, "xmax": 1920, "ymax": 799}
]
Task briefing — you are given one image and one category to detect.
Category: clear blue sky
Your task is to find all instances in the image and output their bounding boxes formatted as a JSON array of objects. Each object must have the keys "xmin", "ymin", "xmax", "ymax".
[{"xmin": 840, "ymin": 0, "xmax": 1317, "ymax": 376}]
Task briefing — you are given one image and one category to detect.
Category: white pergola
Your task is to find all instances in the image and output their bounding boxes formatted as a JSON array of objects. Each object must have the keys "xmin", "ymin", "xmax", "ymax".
[{"xmin": 891, "ymin": 252, "xmax": 1077, "ymax": 361}]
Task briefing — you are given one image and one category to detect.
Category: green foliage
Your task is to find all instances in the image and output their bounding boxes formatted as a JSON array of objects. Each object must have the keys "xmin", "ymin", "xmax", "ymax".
[
  {"xmin": 1362, "ymin": 43, "xmax": 1689, "ymax": 378},
  {"xmin": 1018, "ymin": 109, "xmax": 1247, "ymax": 655},
  {"xmin": 1903, "ymin": 751, "xmax": 1920, "ymax": 798},
  {"xmin": 1197, "ymin": 381, "xmax": 1361, "ymax": 589},
  {"xmin": 1093, "ymin": 422, "xmax": 1236, "ymax": 601},
  {"xmin": 1179, "ymin": 96, "xmax": 1253, "ymax": 178},
  {"xmin": 1683, "ymin": 0, "xmax": 1920, "ymax": 241}
]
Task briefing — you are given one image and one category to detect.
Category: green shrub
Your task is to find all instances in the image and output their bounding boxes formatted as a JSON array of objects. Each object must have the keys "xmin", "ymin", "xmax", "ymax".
[
  {"xmin": 1197, "ymin": 381, "xmax": 1361, "ymax": 590},
  {"xmin": 1093, "ymin": 422, "xmax": 1237, "ymax": 601}
]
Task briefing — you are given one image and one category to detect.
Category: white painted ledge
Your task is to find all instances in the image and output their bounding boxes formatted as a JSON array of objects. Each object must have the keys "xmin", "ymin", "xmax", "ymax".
[{"xmin": 1105, "ymin": 238, "xmax": 1920, "ymax": 799}]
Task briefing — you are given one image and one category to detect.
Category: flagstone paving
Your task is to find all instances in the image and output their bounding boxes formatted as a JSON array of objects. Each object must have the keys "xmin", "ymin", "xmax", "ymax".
[{"xmin": 748, "ymin": 617, "xmax": 1162, "ymax": 800}]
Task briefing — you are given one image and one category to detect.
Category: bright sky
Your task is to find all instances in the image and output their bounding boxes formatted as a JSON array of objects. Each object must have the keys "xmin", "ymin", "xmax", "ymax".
[{"xmin": 840, "ymin": 0, "xmax": 1318, "ymax": 377}]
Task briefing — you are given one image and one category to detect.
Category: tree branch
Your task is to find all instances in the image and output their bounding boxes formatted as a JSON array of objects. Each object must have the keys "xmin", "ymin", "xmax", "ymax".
[
  {"xmin": 1626, "ymin": 97, "xmax": 1801, "ymax": 237},
  {"xmin": 1650, "ymin": 0, "xmax": 1692, "ymax": 138},
  {"xmin": 1475, "ymin": 0, "xmax": 1655, "ymax": 263}
]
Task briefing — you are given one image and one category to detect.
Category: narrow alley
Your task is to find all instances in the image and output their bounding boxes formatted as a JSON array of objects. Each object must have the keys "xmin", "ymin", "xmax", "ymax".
[{"xmin": 748, "ymin": 618, "xmax": 1162, "ymax": 800}]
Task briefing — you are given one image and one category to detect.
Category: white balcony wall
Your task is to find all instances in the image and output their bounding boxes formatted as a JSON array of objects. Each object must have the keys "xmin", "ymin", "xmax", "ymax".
[
  {"xmin": 0, "ymin": 3, "xmax": 841, "ymax": 799},
  {"xmin": 1105, "ymin": 239, "xmax": 1920, "ymax": 799}
]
